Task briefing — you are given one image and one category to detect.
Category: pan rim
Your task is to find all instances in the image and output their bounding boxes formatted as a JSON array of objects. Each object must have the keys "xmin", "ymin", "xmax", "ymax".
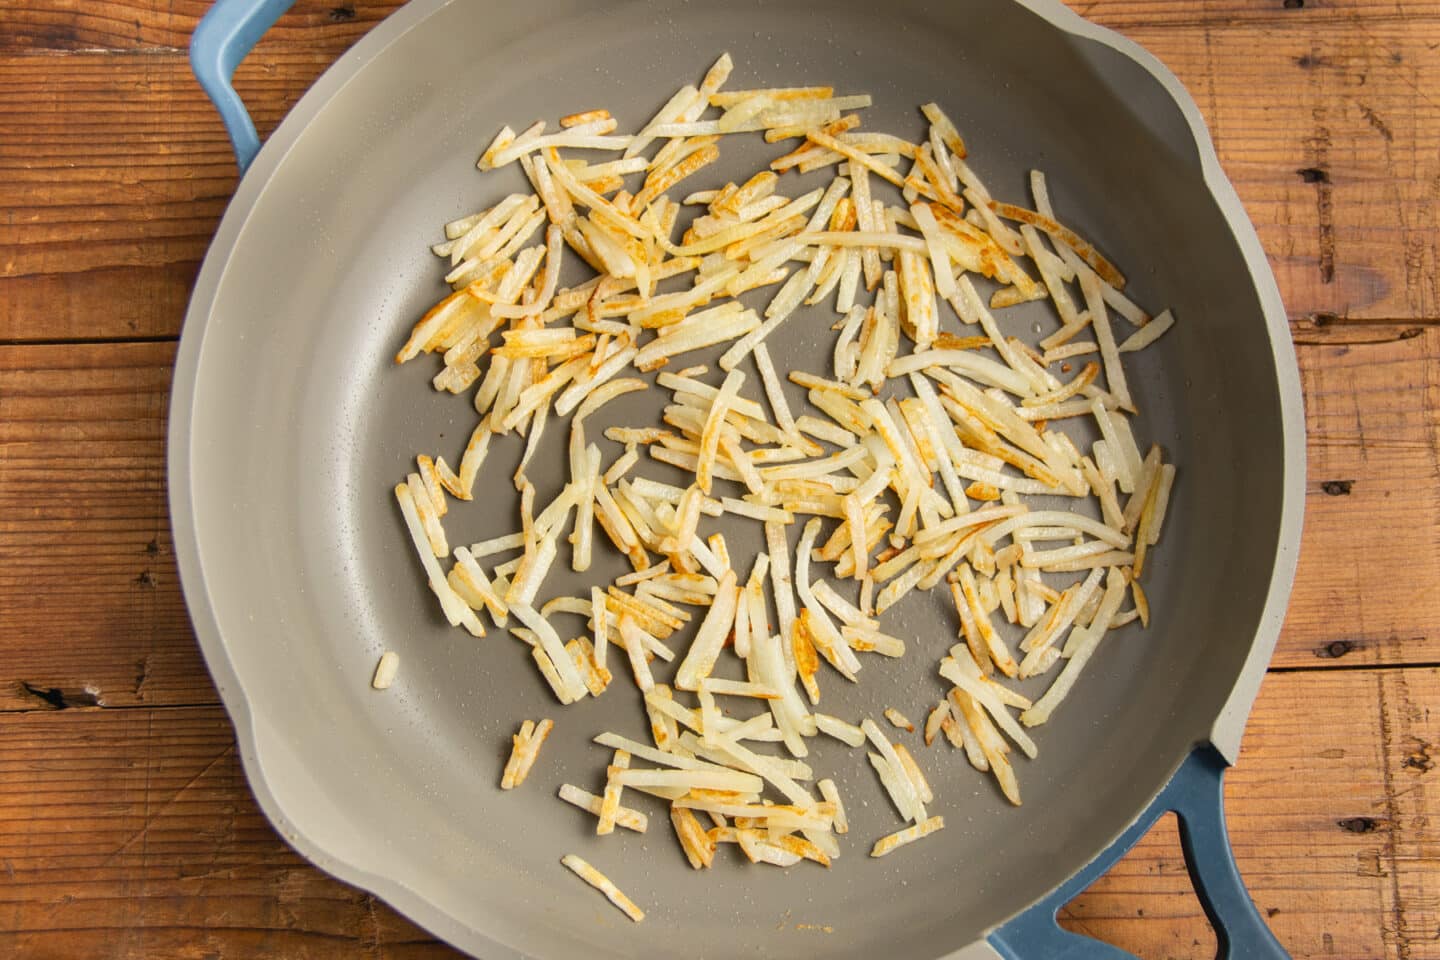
[{"xmin": 167, "ymin": 0, "xmax": 1306, "ymax": 955}]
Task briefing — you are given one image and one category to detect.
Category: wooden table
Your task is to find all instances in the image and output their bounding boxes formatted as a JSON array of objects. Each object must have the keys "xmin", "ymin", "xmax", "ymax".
[{"xmin": 1, "ymin": 1, "xmax": 1435, "ymax": 956}]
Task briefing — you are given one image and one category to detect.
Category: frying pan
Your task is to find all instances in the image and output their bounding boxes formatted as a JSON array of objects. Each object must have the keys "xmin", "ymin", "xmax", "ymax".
[{"xmin": 172, "ymin": 0, "xmax": 1305, "ymax": 956}]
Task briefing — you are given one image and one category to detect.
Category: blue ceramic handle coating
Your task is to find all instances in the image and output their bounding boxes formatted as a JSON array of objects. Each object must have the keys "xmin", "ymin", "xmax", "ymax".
[
  {"xmin": 190, "ymin": 0, "xmax": 298, "ymax": 173},
  {"xmin": 989, "ymin": 745, "xmax": 1289, "ymax": 959}
]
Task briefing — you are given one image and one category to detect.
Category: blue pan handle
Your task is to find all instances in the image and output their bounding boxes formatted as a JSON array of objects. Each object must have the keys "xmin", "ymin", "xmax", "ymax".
[
  {"xmin": 190, "ymin": 0, "xmax": 299, "ymax": 173},
  {"xmin": 989, "ymin": 745, "xmax": 1288, "ymax": 959}
]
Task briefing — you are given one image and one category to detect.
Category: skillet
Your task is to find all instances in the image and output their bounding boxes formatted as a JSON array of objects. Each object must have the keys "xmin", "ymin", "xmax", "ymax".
[{"xmin": 174, "ymin": 1, "xmax": 1305, "ymax": 955}]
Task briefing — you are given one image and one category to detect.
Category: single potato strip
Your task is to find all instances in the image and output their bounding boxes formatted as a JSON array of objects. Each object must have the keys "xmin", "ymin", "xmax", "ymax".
[
  {"xmin": 371, "ymin": 651, "xmax": 400, "ymax": 690},
  {"xmin": 560, "ymin": 854, "xmax": 645, "ymax": 922},
  {"xmin": 500, "ymin": 717, "xmax": 554, "ymax": 789},
  {"xmin": 871, "ymin": 815, "xmax": 946, "ymax": 857},
  {"xmin": 558, "ymin": 784, "xmax": 650, "ymax": 833}
]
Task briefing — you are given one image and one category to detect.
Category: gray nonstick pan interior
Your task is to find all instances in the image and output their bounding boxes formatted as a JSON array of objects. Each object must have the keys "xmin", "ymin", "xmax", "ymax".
[{"xmin": 173, "ymin": 0, "xmax": 1292, "ymax": 956}]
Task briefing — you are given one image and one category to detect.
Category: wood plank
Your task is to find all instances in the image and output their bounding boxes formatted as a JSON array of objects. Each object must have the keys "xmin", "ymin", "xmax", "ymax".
[
  {"xmin": 0, "ymin": 0, "xmax": 1429, "ymax": 55},
  {"xmin": 2, "ymin": 324, "xmax": 1437, "ymax": 709},
  {"xmin": 0, "ymin": 265, "xmax": 196, "ymax": 344},
  {"xmin": 1277, "ymin": 325, "xmax": 1440, "ymax": 668},
  {"xmin": 1124, "ymin": 21, "xmax": 1440, "ymax": 324},
  {"xmin": 0, "ymin": 668, "xmax": 1431, "ymax": 957},
  {"xmin": 0, "ymin": 3, "xmax": 1429, "ymax": 956},
  {"xmin": 0, "ymin": 0, "xmax": 400, "ymax": 54},
  {"xmin": 1063, "ymin": 667, "xmax": 1440, "ymax": 960},
  {"xmin": 2, "ymin": 17, "xmax": 1438, "ymax": 340},
  {"xmin": 0, "ymin": 707, "xmax": 454, "ymax": 958},
  {"xmin": 1076, "ymin": 0, "xmax": 1437, "ymax": 28},
  {"xmin": 0, "ymin": 341, "xmax": 214, "ymax": 711},
  {"xmin": 0, "ymin": 54, "xmax": 329, "ymax": 341}
]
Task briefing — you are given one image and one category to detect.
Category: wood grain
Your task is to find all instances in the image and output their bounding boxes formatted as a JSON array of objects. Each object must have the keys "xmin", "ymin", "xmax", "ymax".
[
  {"xmin": 0, "ymin": 707, "xmax": 451, "ymax": 959},
  {"xmin": 1063, "ymin": 667, "xmax": 1440, "ymax": 960},
  {"xmin": 2, "ymin": 18, "xmax": 1438, "ymax": 341},
  {"xmin": 0, "ymin": 0, "xmax": 1430, "ymax": 55},
  {"xmin": 3, "ymin": 319, "xmax": 1436, "ymax": 712},
  {"xmin": 2, "ymin": 327, "xmax": 1437, "ymax": 710},
  {"xmin": 1077, "ymin": 0, "xmax": 1437, "ymax": 28},
  {"xmin": 1125, "ymin": 20, "xmax": 1440, "ymax": 324},
  {"xmin": 0, "ymin": 53, "xmax": 321, "ymax": 342},
  {"xmin": 1281, "ymin": 326, "xmax": 1440, "ymax": 667},
  {"xmin": 0, "ymin": 341, "xmax": 213, "ymax": 712},
  {"xmin": 0, "ymin": 668, "xmax": 1431, "ymax": 959},
  {"xmin": 0, "ymin": 0, "xmax": 400, "ymax": 53},
  {"xmin": 2, "ymin": 1, "xmax": 1435, "ymax": 956}
]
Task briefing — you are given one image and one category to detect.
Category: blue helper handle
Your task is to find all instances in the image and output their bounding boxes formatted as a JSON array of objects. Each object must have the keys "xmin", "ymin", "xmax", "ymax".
[
  {"xmin": 190, "ymin": 0, "xmax": 299, "ymax": 173},
  {"xmin": 989, "ymin": 745, "xmax": 1289, "ymax": 959}
]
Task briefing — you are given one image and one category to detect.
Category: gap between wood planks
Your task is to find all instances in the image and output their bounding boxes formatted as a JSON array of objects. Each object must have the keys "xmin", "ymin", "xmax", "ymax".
[
  {"xmin": 1270, "ymin": 659, "xmax": 1440, "ymax": 675},
  {"xmin": 1, "ymin": 315, "xmax": 1435, "ymax": 350},
  {"xmin": 6, "ymin": 660, "xmax": 1437, "ymax": 716},
  {"xmin": 0, "ymin": 697, "xmax": 219, "ymax": 716},
  {"xmin": 1, "ymin": 0, "xmax": 1431, "ymax": 57},
  {"xmin": 1291, "ymin": 316, "xmax": 1440, "ymax": 347},
  {"xmin": 0, "ymin": 334, "xmax": 181, "ymax": 347}
]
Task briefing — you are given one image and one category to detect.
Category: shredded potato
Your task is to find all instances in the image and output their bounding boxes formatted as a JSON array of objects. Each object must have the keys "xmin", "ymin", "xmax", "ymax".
[
  {"xmin": 386, "ymin": 52, "xmax": 1181, "ymax": 904},
  {"xmin": 370, "ymin": 650, "xmax": 400, "ymax": 690},
  {"xmin": 500, "ymin": 718, "xmax": 554, "ymax": 789},
  {"xmin": 560, "ymin": 854, "xmax": 645, "ymax": 921}
]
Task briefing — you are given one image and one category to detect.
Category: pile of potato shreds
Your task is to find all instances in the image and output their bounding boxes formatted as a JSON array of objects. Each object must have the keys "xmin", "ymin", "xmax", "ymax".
[{"xmin": 389, "ymin": 52, "xmax": 1177, "ymax": 921}]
